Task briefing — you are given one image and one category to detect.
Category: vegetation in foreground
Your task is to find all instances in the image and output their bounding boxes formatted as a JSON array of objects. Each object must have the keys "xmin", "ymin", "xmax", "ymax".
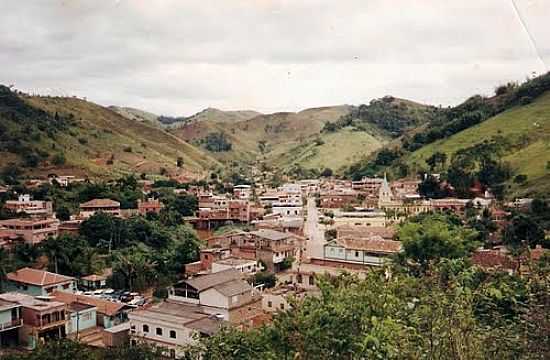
[{"xmin": 3, "ymin": 212, "xmax": 548, "ymax": 360}]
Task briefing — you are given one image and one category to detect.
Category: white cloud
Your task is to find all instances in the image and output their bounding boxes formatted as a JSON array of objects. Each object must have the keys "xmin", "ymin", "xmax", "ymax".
[{"xmin": 0, "ymin": 0, "xmax": 548, "ymax": 115}]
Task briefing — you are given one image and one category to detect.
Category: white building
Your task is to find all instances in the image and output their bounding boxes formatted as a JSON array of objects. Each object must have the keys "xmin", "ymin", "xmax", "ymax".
[{"xmin": 129, "ymin": 300, "xmax": 226, "ymax": 358}]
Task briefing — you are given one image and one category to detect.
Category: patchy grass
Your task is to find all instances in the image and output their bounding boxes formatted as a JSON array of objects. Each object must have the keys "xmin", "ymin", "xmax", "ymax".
[
  {"xmin": 404, "ymin": 91, "xmax": 550, "ymax": 197},
  {"xmin": 17, "ymin": 96, "xmax": 220, "ymax": 178}
]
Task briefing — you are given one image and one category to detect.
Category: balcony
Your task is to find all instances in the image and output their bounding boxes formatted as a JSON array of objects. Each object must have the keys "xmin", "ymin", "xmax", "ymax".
[{"xmin": 0, "ymin": 318, "xmax": 23, "ymax": 332}]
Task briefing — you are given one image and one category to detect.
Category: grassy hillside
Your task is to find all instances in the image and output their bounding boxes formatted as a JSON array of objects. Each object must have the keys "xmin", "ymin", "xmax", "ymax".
[
  {"xmin": 404, "ymin": 91, "xmax": 550, "ymax": 197},
  {"xmin": 325, "ymin": 96, "xmax": 441, "ymax": 137},
  {"xmin": 0, "ymin": 86, "xmax": 218, "ymax": 179},
  {"xmin": 184, "ymin": 107, "xmax": 261, "ymax": 124},
  {"xmin": 108, "ymin": 106, "xmax": 161, "ymax": 127},
  {"xmin": 272, "ymin": 127, "xmax": 387, "ymax": 172},
  {"xmin": 171, "ymin": 105, "xmax": 354, "ymax": 168}
]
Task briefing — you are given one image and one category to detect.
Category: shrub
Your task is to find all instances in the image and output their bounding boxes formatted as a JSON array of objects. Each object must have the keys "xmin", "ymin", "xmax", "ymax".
[
  {"xmin": 123, "ymin": 146, "xmax": 132, "ymax": 153},
  {"xmin": 52, "ymin": 153, "xmax": 66, "ymax": 166},
  {"xmin": 78, "ymin": 137, "xmax": 88, "ymax": 145}
]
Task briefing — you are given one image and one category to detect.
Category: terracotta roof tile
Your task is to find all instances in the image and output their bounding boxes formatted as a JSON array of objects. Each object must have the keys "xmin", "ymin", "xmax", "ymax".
[
  {"xmin": 52, "ymin": 291, "xmax": 125, "ymax": 317},
  {"xmin": 6, "ymin": 267, "xmax": 74, "ymax": 286},
  {"xmin": 80, "ymin": 199, "xmax": 120, "ymax": 208}
]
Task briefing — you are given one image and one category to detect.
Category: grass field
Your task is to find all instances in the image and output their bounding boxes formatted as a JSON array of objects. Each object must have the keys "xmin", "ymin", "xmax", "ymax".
[
  {"xmin": 404, "ymin": 91, "xmax": 550, "ymax": 197},
  {"xmin": 272, "ymin": 128, "xmax": 387, "ymax": 172},
  {"xmin": 18, "ymin": 96, "xmax": 220, "ymax": 178}
]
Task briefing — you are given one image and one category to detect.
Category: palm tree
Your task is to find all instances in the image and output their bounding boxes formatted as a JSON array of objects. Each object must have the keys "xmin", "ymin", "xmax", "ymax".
[
  {"xmin": 113, "ymin": 248, "xmax": 157, "ymax": 291},
  {"xmin": 0, "ymin": 248, "xmax": 12, "ymax": 291}
]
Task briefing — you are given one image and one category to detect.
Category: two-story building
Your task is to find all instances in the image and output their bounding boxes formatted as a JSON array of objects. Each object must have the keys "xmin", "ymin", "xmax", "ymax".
[
  {"xmin": 0, "ymin": 292, "xmax": 67, "ymax": 350},
  {"xmin": 129, "ymin": 300, "xmax": 227, "ymax": 358},
  {"xmin": 137, "ymin": 198, "xmax": 164, "ymax": 216},
  {"xmin": 4, "ymin": 268, "xmax": 77, "ymax": 296},
  {"xmin": 52, "ymin": 291, "xmax": 129, "ymax": 329},
  {"xmin": 169, "ymin": 269, "xmax": 263, "ymax": 326},
  {"xmin": 0, "ymin": 218, "xmax": 59, "ymax": 245},
  {"xmin": 3, "ymin": 195, "xmax": 53, "ymax": 218},
  {"xmin": 249, "ymin": 229, "xmax": 298, "ymax": 272},
  {"xmin": 0, "ymin": 299, "xmax": 23, "ymax": 347},
  {"xmin": 79, "ymin": 199, "xmax": 121, "ymax": 219},
  {"xmin": 323, "ymin": 236, "xmax": 402, "ymax": 267}
]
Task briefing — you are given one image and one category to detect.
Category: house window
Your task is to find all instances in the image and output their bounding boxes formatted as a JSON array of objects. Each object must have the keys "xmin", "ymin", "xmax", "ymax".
[
  {"xmin": 169, "ymin": 349, "xmax": 176, "ymax": 358},
  {"xmin": 170, "ymin": 330, "xmax": 176, "ymax": 339},
  {"xmin": 308, "ymin": 276, "xmax": 314, "ymax": 286},
  {"xmin": 267, "ymin": 301, "xmax": 272, "ymax": 308},
  {"xmin": 156, "ymin": 327, "xmax": 163, "ymax": 336},
  {"xmin": 297, "ymin": 274, "xmax": 302, "ymax": 284},
  {"xmin": 280, "ymin": 303, "xmax": 285, "ymax": 310},
  {"xmin": 143, "ymin": 324, "xmax": 149, "ymax": 333},
  {"xmin": 355, "ymin": 251, "xmax": 359, "ymax": 257},
  {"xmin": 62, "ymin": 284, "xmax": 70, "ymax": 289}
]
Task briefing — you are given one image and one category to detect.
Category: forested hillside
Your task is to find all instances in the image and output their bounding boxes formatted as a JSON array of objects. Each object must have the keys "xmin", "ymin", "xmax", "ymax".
[
  {"xmin": 0, "ymin": 86, "xmax": 218, "ymax": 180},
  {"xmin": 345, "ymin": 72, "xmax": 550, "ymax": 198}
]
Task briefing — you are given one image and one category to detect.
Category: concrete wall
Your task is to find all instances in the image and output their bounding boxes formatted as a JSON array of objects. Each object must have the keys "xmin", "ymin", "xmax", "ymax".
[{"xmin": 67, "ymin": 308, "xmax": 97, "ymax": 334}]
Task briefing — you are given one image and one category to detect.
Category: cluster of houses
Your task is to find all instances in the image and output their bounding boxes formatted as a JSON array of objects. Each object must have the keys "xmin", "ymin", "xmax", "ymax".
[
  {"xmin": 0, "ymin": 193, "xmax": 165, "ymax": 251},
  {"xmin": 0, "ymin": 173, "xmax": 547, "ymax": 357}
]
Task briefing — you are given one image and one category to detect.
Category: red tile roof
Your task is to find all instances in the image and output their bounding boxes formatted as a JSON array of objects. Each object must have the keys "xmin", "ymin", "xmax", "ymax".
[
  {"xmin": 80, "ymin": 199, "xmax": 120, "ymax": 208},
  {"xmin": 52, "ymin": 291, "xmax": 125, "ymax": 317},
  {"xmin": 6, "ymin": 267, "xmax": 74, "ymax": 286},
  {"xmin": 335, "ymin": 237, "xmax": 402, "ymax": 254}
]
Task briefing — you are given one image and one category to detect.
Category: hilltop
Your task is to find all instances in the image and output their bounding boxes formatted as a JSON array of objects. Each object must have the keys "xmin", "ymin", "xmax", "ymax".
[
  {"xmin": 404, "ymin": 91, "xmax": 550, "ymax": 197},
  {"xmin": 0, "ymin": 86, "xmax": 218, "ymax": 180},
  {"xmin": 344, "ymin": 73, "xmax": 550, "ymax": 198},
  {"xmin": 171, "ymin": 105, "xmax": 369, "ymax": 170}
]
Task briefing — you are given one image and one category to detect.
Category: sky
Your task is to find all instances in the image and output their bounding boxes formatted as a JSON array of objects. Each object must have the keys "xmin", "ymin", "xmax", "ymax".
[{"xmin": 1, "ymin": 0, "xmax": 549, "ymax": 116}]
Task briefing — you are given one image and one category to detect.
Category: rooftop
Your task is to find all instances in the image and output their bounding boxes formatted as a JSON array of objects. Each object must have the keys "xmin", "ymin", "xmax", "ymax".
[
  {"xmin": 0, "ymin": 292, "xmax": 65, "ymax": 311},
  {"xmin": 6, "ymin": 267, "xmax": 74, "ymax": 286},
  {"xmin": 80, "ymin": 199, "xmax": 120, "ymax": 208},
  {"xmin": 250, "ymin": 229, "xmax": 293, "ymax": 241},
  {"xmin": 181, "ymin": 269, "xmax": 243, "ymax": 292},
  {"xmin": 330, "ymin": 237, "xmax": 402, "ymax": 254},
  {"xmin": 214, "ymin": 257, "xmax": 256, "ymax": 266},
  {"xmin": 52, "ymin": 291, "xmax": 125, "ymax": 316}
]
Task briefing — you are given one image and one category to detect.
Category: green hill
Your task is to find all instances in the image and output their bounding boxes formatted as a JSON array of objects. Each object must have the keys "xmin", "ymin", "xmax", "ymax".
[
  {"xmin": 0, "ymin": 86, "xmax": 219, "ymax": 180},
  {"xmin": 171, "ymin": 105, "xmax": 356, "ymax": 168},
  {"xmin": 272, "ymin": 127, "xmax": 388, "ymax": 172},
  {"xmin": 404, "ymin": 91, "xmax": 550, "ymax": 197}
]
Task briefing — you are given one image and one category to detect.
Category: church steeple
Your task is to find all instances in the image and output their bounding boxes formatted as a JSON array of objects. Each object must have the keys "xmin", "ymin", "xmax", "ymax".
[{"xmin": 378, "ymin": 172, "xmax": 393, "ymax": 206}]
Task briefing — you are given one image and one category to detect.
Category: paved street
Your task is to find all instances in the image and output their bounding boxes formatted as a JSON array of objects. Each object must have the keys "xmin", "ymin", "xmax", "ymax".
[{"xmin": 303, "ymin": 197, "xmax": 325, "ymax": 259}]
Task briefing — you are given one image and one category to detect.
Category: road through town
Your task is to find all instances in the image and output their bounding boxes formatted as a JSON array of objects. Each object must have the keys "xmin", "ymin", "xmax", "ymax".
[{"xmin": 304, "ymin": 197, "xmax": 325, "ymax": 259}]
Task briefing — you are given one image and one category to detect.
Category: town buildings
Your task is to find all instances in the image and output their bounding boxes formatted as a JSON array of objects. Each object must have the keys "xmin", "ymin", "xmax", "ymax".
[
  {"xmin": 169, "ymin": 269, "xmax": 263, "ymax": 326},
  {"xmin": 129, "ymin": 300, "xmax": 226, "ymax": 358},
  {"xmin": 0, "ymin": 218, "xmax": 59, "ymax": 245},
  {"xmin": 323, "ymin": 237, "xmax": 402, "ymax": 267},
  {"xmin": 79, "ymin": 199, "xmax": 121, "ymax": 219},
  {"xmin": 0, "ymin": 298, "xmax": 23, "ymax": 347},
  {"xmin": 137, "ymin": 198, "xmax": 164, "ymax": 216},
  {"xmin": 4, "ymin": 268, "xmax": 77, "ymax": 297},
  {"xmin": 0, "ymin": 292, "xmax": 67, "ymax": 350},
  {"xmin": 3, "ymin": 195, "xmax": 53, "ymax": 218}
]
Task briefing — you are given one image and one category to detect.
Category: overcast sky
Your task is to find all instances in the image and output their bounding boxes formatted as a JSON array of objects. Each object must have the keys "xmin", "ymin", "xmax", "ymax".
[{"xmin": 1, "ymin": 0, "xmax": 549, "ymax": 116}]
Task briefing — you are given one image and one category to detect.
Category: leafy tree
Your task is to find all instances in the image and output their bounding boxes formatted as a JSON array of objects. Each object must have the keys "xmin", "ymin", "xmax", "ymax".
[
  {"xmin": 503, "ymin": 214, "xmax": 546, "ymax": 251},
  {"xmin": 320, "ymin": 168, "xmax": 333, "ymax": 177},
  {"xmin": 425, "ymin": 151, "xmax": 447, "ymax": 171},
  {"xmin": 203, "ymin": 132, "xmax": 232, "ymax": 152},
  {"xmin": 397, "ymin": 214, "xmax": 479, "ymax": 272},
  {"xmin": 418, "ymin": 175, "xmax": 447, "ymax": 199},
  {"xmin": 252, "ymin": 271, "xmax": 276, "ymax": 288},
  {"xmin": 55, "ymin": 205, "xmax": 71, "ymax": 221}
]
